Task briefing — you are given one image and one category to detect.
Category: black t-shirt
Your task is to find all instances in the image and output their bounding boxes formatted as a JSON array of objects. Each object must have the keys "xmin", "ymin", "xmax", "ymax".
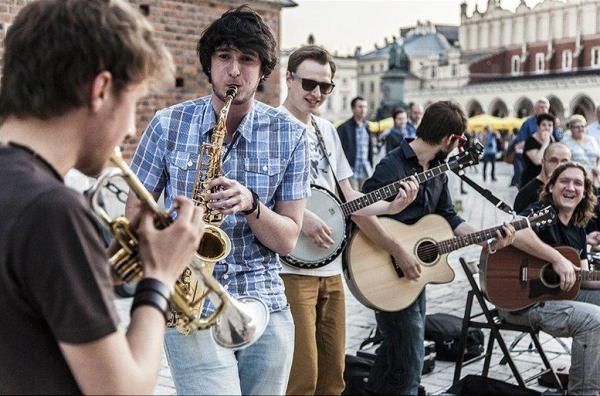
[
  {"xmin": 520, "ymin": 202, "xmax": 587, "ymax": 260},
  {"xmin": 520, "ymin": 136, "xmax": 543, "ymax": 188},
  {"xmin": 362, "ymin": 139, "xmax": 464, "ymax": 229},
  {"xmin": 514, "ymin": 178, "xmax": 544, "ymax": 214},
  {"xmin": 0, "ymin": 143, "xmax": 118, "ymax": 394}
]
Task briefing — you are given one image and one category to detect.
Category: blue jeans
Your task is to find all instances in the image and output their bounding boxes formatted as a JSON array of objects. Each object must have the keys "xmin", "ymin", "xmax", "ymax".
[
  {"xmin": 367, "ymin": 290, "xmax": 426, "ymax": 395},
  {"xmin": 510, "ymin": 153, "xmax": 523, "ymax": 186},
  {"xmin": 164, "ymin": 308, "xmax": 294, "ymax": 395},
  {"xmin": 502, "ymin": 290, "xmax": 600, "ymax": 395}
]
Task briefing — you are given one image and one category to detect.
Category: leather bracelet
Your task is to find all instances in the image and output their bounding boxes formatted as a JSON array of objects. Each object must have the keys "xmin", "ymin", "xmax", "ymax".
[
  {"xmin": 242, "ymin": 188, "xmax": 261, "ymax": 219},
  {"xmin": 135, "ymin": 277, "xmax": 171, "ymax": 301},
  {"xmin": 130, "ymin": 290, "xmax": 170, "ymax": 322}
]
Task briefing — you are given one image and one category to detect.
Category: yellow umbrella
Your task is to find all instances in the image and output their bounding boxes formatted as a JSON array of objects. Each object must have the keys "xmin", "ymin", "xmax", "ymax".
[
  {"xmin": 468, "ymin": 114, "xmax": 526, "ymax": 132},
  {"xmin": 494, "ymin": 116, "xmax": 526, "ymax": 131},
  {"xmin": 467, "ymin": 114, "xmax": 500, "ymax": 132},
  {"xmin": 368, "ymin": 117, "xmax": 394, "ymax": 133},
  {"xmin": 333, "ymin": 117, "xmax": 394, "ymax": 133}
]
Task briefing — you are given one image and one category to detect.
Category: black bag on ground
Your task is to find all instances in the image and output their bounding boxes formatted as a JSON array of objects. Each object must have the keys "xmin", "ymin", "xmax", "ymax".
[
  {"xmin": 425, "ymin": 313, "xmax": 484, "ymax": 361},
  {"xmin": 447, "ymin": 374, "xmax": 541, "ymax": 395},
  {"xmin": 342, "ymin": 354, "xmax": 427, "ymax": 396}
]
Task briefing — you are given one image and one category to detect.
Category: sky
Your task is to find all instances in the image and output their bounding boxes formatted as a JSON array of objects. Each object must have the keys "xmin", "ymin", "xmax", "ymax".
[{"xmin": 281, "ymin": 0, "xmax": 548, "ymax": 55}]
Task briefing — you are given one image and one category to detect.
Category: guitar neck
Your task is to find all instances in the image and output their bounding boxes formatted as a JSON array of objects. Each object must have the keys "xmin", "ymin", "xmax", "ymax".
[
  {"xmin": 341, "ymin": 163, "xmax": 451, "ymax": 216},
  {"xmin": 579, "ymin": 270, "xmax": 600, "ymax": 281},
  {"xmin": 438, "ymin": 218, "xmax": 530, "ymax": 254}
]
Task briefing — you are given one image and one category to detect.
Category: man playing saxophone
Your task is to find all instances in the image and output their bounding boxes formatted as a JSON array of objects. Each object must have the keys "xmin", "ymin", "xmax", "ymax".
[
  {"xmin": 125, "ymin": 5, "xmax": 309, "ymax": 395},
  {"xmin": 0, "ymin": 1, "xmax": 205, "ymax": 394}
]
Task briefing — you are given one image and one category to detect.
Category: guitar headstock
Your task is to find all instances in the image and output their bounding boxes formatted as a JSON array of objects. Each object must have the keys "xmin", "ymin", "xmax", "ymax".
[
  {"xmin": 527, "ymin": 205, "xmax": 557, "ymax": 230},
  {"xmin": 449, "ymin": 140, "xmax": 484, "ymax": 171}
]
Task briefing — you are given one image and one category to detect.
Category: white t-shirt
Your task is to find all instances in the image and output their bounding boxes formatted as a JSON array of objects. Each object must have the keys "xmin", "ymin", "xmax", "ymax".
[{"xmin": 277, "ymin": 106, "xmax": 354, "ymax": 277}]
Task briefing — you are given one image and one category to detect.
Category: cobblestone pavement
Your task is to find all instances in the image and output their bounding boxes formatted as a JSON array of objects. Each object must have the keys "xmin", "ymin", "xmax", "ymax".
[{"xmin": 115, "ymin": 161, "xmax": 571, "ymax": 395}]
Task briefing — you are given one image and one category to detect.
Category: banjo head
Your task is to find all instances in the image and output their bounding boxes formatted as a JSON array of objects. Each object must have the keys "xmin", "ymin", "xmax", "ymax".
[{"xmin": 282, "ymin": 185, "xmax": 347, "ymax": 269}]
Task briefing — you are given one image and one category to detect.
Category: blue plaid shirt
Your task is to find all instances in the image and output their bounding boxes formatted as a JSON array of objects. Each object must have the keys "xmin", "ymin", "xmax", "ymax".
[{"xmin": 130, "ymin": 95, "xmax": 309, "ymax": 314}]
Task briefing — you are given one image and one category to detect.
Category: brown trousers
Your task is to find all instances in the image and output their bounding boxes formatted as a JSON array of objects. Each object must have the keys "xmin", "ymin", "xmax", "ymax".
[{"xmin": 282, "ymin": 274, "xmax": 346, "ymax": 396}]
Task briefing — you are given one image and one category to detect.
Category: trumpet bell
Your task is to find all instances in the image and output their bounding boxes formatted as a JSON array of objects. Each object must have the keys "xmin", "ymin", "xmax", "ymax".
[{"xmin": 211, "ymin": 296, "xmax": 270, "ymax": 350}]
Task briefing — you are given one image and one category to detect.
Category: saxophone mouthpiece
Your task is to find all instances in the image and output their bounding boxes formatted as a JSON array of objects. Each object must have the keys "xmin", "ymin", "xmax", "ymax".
[{"xmin": 226, "ymin": 86, "xmax": 238, "ymax": 97}]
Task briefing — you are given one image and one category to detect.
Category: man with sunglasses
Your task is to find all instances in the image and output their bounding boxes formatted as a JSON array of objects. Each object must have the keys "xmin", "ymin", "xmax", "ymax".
[
  {"xmin": 338, "ymin": 96, "xmax": 373, "ymax": 190},
  {"xmin": 353, "ymin": 101, "xmax": 522, "ymax": 395},
  {"xmin": 279, "ymin": 45, "xmax": 419, "ymax": 395}
]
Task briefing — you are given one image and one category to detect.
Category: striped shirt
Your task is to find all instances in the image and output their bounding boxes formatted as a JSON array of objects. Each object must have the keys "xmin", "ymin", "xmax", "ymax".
[{"xmin": 130, "ymin": 95, "xmax": 310, "ymax": 314}]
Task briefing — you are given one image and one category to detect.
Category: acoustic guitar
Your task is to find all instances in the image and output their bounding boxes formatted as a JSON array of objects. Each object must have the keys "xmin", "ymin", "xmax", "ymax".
[
  {"xmin": 480, "ymin": 245, "xmax": 600, "ymax": 311},
  {"xmin": 343, "ymin": 207, "xmax": 556, "ymax": 312},
  {"xmin": 281, "ymin": 143, "xmax": 483, "ymax": 269}
]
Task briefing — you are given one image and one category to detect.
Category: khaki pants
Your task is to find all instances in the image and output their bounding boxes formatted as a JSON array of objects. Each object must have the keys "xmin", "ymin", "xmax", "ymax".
[{"xmin": 282, "ymin": 274, "xmax": 346, "ymax": 395}]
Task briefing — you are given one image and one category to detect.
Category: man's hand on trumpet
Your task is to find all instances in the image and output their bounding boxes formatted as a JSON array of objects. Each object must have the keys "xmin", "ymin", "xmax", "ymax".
[{"xmin": 137, "ymin": 196, "xmax": 205, "ymax": 285}]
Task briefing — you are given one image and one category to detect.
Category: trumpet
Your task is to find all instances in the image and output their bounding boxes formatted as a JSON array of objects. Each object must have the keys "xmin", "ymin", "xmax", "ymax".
[{"xmin": 89, "ymin": 146, "xmax": 268, "ymax": 349}]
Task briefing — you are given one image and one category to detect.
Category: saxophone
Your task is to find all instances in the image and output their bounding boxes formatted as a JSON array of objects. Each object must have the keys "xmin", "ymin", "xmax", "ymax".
[
  {"xmin": 171, "ymin": 86, "xmax": 237, "ymax": 334},
  {"xmin": 88, "ymin": 147, "xmax": 231, "ymax": 333}
]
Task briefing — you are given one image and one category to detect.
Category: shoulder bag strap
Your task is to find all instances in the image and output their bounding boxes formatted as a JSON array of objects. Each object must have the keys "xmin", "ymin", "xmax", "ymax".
[{"xmin": 311, "ymin": 116, "xmax": 347, "ymax": 203}]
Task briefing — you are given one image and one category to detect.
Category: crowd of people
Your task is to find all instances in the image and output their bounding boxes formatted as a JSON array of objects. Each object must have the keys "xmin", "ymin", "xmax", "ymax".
[{"xmin": 1, "ymin": 1, "xmax": 600, "ymax": 396}]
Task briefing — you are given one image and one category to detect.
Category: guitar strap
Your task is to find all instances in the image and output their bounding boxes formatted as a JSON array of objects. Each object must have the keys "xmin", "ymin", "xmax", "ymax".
[
  {"xmin": 311, "ymin": 116, "xmax": 347, "ymax": 203},
  {"xmin": 452, "ymin": 168, "xmax": 515, "ymax": 215}
]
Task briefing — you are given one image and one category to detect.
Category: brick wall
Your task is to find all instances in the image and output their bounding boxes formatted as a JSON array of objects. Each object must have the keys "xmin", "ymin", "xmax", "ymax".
[
  {"xmin": 0, "ymin": 0, "xmax": 284, "ymax": 159},
  {"xmin": 468, "ymin": 37, "xmax": 600, "ymax": 84}
]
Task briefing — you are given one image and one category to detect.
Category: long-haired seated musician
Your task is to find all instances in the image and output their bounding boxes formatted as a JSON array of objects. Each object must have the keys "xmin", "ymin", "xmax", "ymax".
[{"xmin": 501, "ymin": 162, "xmax": 600, "ymax": 396}]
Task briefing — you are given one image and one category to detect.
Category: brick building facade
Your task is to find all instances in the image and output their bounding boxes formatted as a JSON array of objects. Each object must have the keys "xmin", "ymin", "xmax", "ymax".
[{"xmin": 0, "ymin": 0, "xmax": 295, "ymax": 158}]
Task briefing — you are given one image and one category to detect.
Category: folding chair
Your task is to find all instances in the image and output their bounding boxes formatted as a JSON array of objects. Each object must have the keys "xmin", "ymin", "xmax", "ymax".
[{"xmin": 452, "ymin": 257, "xmax": 566, "ymax": 392}]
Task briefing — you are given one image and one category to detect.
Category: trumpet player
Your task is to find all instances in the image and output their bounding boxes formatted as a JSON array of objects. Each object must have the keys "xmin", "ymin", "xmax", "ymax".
[
  {"xmin": 125, "ymin": 5, "xmax": 309, "ymax": 396},
  {"xmin": 0, "ymin": 1, "xmax": 205, "ymax": 394}
]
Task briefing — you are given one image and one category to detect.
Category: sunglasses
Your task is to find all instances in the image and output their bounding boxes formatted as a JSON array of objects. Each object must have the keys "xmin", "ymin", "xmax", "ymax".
[
  {"xmin": 291, "ymin": 73, "xmax": 335, "ymax": 94},
  {"xmin": 451, "ymin": 133, "xmax": 467, "ymax": 143}
]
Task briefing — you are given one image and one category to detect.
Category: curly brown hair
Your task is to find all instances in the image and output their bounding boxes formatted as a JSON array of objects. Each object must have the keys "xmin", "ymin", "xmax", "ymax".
[{"xmin": 539, "ymin": 162, "xmax": 597, "ymax": 227}]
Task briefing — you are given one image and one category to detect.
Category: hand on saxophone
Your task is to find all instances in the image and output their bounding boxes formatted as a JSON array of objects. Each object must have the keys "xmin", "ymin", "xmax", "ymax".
[
  {"xmin": 206, "ymin": 176, "xmax": 255, "ymax": 215},
  {"xmin": 137, "ymin": 196, "xmax": 205, "ymax": 285}
]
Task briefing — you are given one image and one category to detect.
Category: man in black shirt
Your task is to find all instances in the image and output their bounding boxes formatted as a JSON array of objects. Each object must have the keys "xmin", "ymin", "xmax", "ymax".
[
  {"xmin": 505, "ymin": 163, "xmax": 600, "ymax": 395},
  {"xmin": 355, "ymin": 101, "xmax": 578, "ymax": 395},
  {"xmin": 0, "ymin": 1, "xmax": 204, "ymax": 394},
  {"xmin": 358, "ymin": 103, "xmax": 482, "ymax": 394},
  {"xmin": 514, "ymin": 143, "xmax": 571, "ymax": 213}
]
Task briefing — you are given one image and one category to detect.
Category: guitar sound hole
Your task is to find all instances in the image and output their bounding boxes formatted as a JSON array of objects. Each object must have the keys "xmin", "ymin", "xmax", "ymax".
[
  {"xmin": 416, "ymin": 241, "xmax": 439, "ymax": 264},
  {"xmin": 540, "ymin": 264, "xmax": 560, "ymax": 288}
]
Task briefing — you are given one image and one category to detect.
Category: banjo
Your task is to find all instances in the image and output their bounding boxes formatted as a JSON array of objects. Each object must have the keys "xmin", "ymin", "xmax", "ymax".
[{"xmin": 281, "ymin": 141, "xmax": 483, "ymax": 269}]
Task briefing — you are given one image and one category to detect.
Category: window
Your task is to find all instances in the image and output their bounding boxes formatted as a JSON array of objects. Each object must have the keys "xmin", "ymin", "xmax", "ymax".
[
  {"xmin": 369, "ymin": 81, "xmax": 375, "ymax": 93},
  {"xmin": 451, "ymin": 64, "xmax": 458, "ymax": 77},
  {"xmin": 360, "ymin": 65, "xmax": 365, "ymax": 73},
  {"xmin": 562, "ymin": 50, "xmax": 573, "ymax": 71},
  {"xmin": 535, "ymin": 53, "xmax": 545, "ymax": 73},
  {"xmin": 342, "ymin": 78, "xmax": 348, "ymax": 85},
  {"xmin": 511, "ymin": 55, "xmax": 520, "ymax": 75},
  {"xmin": 592, "ymin": 47, "xmax": 600, "ymax": 68},
  {"xmin": 380, "ymin": 63, "xmax": 384, "ymax": 71},
  {"xmin": 326, "ymin": 95, "xmax": 333, "ymax": 110},
  {"xmin": 342, "ymin": 96, "xmax": 348, "ymax": 110},
  {"xmin": 431, "ymin": 66, "xmax": 438, "ymax": 79},
  {"xmin": 359, "ymin": 82, "xmax": 365, "ymax": 94},
  {"xmin": 370, "ymin": 64, "xmax": 375, "ymax": 73}
]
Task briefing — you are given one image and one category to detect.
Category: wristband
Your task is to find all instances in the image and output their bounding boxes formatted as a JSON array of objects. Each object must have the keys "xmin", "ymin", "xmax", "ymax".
[
  {"xmin": 130, "ymin": 290, "xmax": 170, "ymax": 322},
  {"xmin": 242, "ymin": 188, "xmax": 261, "ymax": 219},
  {"xmin": 135, "ymin": 277, "xmax": 172, "ymax": 301}
]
